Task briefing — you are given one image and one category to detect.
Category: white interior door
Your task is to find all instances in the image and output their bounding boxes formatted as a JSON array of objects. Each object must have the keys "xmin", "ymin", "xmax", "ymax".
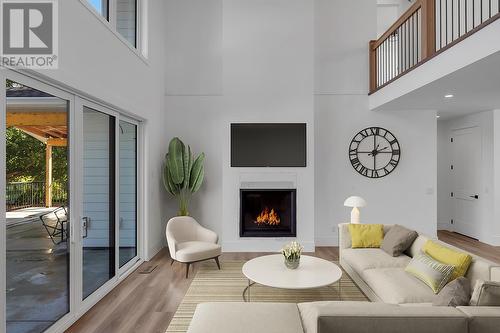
[{"xmin": 451, "ymin": 126, "xmax": 482, "ymax": 238}]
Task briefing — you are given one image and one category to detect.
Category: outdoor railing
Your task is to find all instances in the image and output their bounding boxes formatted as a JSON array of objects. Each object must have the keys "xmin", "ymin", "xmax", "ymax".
[
  {"xmin": 369, "ymin": 0, "xmax": 500, "ymax": 93},
  {"xmin": 6, "ymin": 181, "xmax": 68, "ymax": 211}
]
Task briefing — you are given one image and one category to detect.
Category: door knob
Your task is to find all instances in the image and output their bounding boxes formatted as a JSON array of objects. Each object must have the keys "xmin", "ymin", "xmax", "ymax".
[{"xmin": 469, "ymin": 195, "xmax": 479, "ymax": 199}]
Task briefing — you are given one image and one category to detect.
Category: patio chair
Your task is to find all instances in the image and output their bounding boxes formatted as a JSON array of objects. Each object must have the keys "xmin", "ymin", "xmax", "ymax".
[{"xmin": 40, "ymin": 206, "xmax": 69, "ymax": 245}]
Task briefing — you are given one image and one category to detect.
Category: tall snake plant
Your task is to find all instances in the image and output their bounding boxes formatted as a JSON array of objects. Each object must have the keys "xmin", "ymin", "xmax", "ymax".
[{"xmin": 162, "ymin": 137, "xmax": 205, "ymax": 216}]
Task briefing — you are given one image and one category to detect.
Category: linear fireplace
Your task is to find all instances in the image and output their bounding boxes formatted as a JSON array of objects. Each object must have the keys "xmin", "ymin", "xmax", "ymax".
[{"xmin": 240, "ymin": 189, "xmax": 297, "ymax": 237}]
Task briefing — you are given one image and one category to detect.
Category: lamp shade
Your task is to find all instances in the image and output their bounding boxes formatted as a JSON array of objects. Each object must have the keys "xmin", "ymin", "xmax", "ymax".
[{"xmin": 343, "ymin": 196, "xmax": 367, "ymax": 208}]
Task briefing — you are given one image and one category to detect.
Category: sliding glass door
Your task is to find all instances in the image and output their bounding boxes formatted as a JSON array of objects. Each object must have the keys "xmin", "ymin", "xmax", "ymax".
[
  {"xmin": 1, "ymin": 73, "xmax": 142, "ymax": 332},
  {"xmin": 4, "ymin": 77, "xmax": 72, "ymax": 333},
  {"xmin": 119, "ymin": 120, "xmax": 137, "ymax": 267},
  {"xmin": 82, "ymin": 106, "xmax": 116, "ymax": 299}
]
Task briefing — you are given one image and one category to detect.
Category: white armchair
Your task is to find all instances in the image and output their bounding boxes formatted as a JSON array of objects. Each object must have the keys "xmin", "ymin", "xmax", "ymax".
[{"xmin": 166, "ymin": 216, "xmax": 221, "ymax": 278}]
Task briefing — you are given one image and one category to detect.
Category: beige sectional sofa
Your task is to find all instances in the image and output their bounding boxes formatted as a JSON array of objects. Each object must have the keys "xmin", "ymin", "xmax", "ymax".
[
  {"xmin": 186, "ymin": 224, "xmax": 500, "ymax": 333},
  {"xmin": 338, "ymin": 223, "xmax": 500, "ymax": 304}
]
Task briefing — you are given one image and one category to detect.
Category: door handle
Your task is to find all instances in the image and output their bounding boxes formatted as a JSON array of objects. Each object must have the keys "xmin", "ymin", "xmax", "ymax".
[
  {"xmin": 82, "ymin": 216, "xmax": 89, "ymax": 238},
  {"xmin": 469, "ymin": 195, "xmax": 479, "ymax": 199}
]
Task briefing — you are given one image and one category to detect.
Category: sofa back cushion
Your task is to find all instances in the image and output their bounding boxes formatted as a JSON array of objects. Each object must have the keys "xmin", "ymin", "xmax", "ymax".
[
  {"xmin": 407, "ymin": 234, "xmax": 429, "ymax": 257},
  {"xmin": 298, "ymin": 301, "xmax": 467, "ymax": 333}
]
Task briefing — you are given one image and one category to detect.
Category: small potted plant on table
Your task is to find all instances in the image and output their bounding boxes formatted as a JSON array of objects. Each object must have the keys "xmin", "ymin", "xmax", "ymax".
[{"xmin": 281, "ymin": 241, "xmax": 303, "ymax": 269}]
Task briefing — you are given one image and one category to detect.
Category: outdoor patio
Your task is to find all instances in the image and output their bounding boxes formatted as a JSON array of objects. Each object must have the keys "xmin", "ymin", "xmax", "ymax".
[{"xmin": 6, "ymin": 209, "xmax": 131, "ymax": 333}]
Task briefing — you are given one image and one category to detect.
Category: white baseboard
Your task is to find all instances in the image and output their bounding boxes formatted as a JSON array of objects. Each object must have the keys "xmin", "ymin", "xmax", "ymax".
[
  {"xmin": 479, "ymin": 235, "xmax": 500, "ymax": 246},
  {"xmin": 437, "ymin": 220, "xmax": 453, "ymax": 231},
  {"xmin": 146, "ymin": 241, "xmax": 165, "ymax": 261}
]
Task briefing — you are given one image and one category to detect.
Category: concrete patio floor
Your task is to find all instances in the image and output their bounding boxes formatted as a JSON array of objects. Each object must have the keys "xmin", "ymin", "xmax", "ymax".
[{"xmin": 6, "ymin": 210, "xmax": 134, "ymax": 333}]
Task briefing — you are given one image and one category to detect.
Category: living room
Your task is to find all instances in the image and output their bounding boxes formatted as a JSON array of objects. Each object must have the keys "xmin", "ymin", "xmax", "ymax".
[{"xmin": 1, "ymin": 0, "xmax": 500, "ymax": 333}]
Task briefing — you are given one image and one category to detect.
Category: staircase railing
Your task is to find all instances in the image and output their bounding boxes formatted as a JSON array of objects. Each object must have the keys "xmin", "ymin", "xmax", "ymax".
[{"xmin": 370, "ymin": 0, "xmax": 500, "ymax": 94}]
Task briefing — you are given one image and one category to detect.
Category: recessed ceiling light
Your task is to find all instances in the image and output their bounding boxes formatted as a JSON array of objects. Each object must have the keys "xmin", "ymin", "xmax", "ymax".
[
  {"xmin": 444, "ymin": 94, "xmax": 454, "ymax": 98},
  {"xmin": 436, "ymin": 115, "xmax": 440, "ymax": 118}
]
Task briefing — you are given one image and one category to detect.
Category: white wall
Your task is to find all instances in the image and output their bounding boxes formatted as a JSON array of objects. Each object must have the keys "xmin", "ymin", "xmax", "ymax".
[
  {"xmin": 437, "ymin": 111, "xmax": 498, "ymax": 245},
  {"xmin": 164, "ymin": 0, "xmax": 438, "ymax": 249},
  {"xmin": 27, "ymin": 0, "xmax": 167, "ymax": 259},
  {"xmin": 315, "ymin": 0, "xmax": 437, "ymax": 244},
  {"xmin": 165, "ymin": 0, "xmax": 315, "ymax": 251},
  {"xmin": 493, "ymin": 110, "xmax": 500, "ymax": 244}
]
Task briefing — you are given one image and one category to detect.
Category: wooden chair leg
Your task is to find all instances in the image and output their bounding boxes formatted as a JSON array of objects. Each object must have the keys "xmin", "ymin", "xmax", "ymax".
[
  {"xmin": 214, "ymin": 256, "xmax": 221, "ymax": 270},
  {"xmin": 185, "ymin": 263, "xmax": 190, "ymax": 279}
]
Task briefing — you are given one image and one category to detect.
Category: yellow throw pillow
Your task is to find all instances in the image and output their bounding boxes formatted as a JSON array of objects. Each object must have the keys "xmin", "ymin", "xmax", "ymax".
[
  {"xmin": 422, "ymin": 240, "xmax": 472, "ymax": 280},
  {"xmin": 348, "ymin": 224, "xmax": 384, "ymax": 248}
]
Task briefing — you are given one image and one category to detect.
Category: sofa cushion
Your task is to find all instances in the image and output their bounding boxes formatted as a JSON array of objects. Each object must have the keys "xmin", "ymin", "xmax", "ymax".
[
  {"xmin": 433, "ymin": 277, "xmax": 471, "ymax": 307},
  {"xmin": 342, "ymin": 248, "xmax": 411, "ymax": 274},
  {"xmin": 175, "ymin": 241, "xmax": 221, "ymax": 262},
  {"xmin": 381, "ymin": 224, "xmax": 418, "ymax": 257},
  {"xmin": 362, "ymin": 268, "xmax": 438, "ymax": 304},
  {"xmin": 298, "ymin": 301, "xmax": 467, "ymax": 333},
  {"xmin": 405, "ymin": 252, "xmax": 455, "ymax": 294},
  {"xmin": 470, "ymin": 280, "xmax": 500, "ymax": 306},
  {"xmin": 187, "ymin": 302, "xmax": 303, "ymax": 333},
  {"xmin": 457, "ymin": 306, "xmax": 500, "ymax": 333},
  {"xmin": 406, "ymin": 234, "xmax": 429, "ymax": 257}
]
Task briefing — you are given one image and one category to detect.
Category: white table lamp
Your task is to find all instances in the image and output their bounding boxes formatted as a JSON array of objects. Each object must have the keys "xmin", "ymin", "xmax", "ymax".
[{"xmin": 344, "ymin": 196, "xmax": 367, "ymax": 224}]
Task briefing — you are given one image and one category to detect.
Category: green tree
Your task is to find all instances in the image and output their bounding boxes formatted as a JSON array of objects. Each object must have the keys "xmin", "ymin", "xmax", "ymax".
[{"xmin": 6, "ymin": 127, "xmax": 68, "ymax": 184}]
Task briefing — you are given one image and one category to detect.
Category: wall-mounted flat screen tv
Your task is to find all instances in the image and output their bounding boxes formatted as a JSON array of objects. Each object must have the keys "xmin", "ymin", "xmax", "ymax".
[{"xmin": 231, "ymin": 123, "xmax": 307, "ymax": 167}]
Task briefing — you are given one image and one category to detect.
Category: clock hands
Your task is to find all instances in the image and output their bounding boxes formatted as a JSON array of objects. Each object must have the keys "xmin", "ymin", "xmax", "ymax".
[{"xmin": 367, "ymin": 146, "xmax": 389, "ymax": 156}]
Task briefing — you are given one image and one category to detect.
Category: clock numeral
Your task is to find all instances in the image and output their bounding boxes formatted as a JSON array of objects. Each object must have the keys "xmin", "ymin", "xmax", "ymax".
[
  {"xmin": 389, "ymin": 158, "xmax": 398, "ymax": 167},
  {"xmin": 389, "ymin": 139, "xmax": 398, "ymax": 146},
  {"xmin": 372, "ymin": 170, "xmax": 379, "ymax": 178},
  {"xmin": 392, "ymin": 149, "xmax": 400, "ymax": 156},
  {"xmin": 351, "ymin": 158, "xmax": 360, "ymax": 168},
  {"xmin": 349, "ymin": 149, "xmax": 357, "ymax": 157},
  {"xmin": 369, "ymin": 127, "xmax": 380, "ymax": 136},
  {"xmin": 359, "ymin": 130, "xmax": 369, "ymax": 139}
]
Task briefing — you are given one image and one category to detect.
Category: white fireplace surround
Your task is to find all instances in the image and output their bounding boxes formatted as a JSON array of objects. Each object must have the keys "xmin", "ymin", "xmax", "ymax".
[{"xmin": 222, "ymin": 170, "xmax": 315, "ymax": 252}]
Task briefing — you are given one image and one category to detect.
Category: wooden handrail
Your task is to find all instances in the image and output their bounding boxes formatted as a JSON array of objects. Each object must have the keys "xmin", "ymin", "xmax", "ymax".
[
  {"xmin": 373, "ymin": 0, "xmax": 424, "ymax": 50},
  {"xmin": 369, "ymin": 0, "xmax": 499, "ymax": 94}
]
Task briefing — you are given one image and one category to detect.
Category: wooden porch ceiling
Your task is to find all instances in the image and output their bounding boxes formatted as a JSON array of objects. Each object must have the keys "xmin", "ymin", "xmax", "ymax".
[{"xmin": 7, "ymin": 112, "xmax": 68, "ymax": 147}]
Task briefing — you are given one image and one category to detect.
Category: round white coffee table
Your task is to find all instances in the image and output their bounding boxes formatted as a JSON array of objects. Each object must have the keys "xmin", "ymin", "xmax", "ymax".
[{"xmin": 242, "ymin": 254, "xmax": 343, "ymax": 302}]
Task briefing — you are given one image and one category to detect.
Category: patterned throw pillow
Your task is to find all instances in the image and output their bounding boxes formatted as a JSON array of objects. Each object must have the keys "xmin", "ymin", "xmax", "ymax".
[{"xmin": 405, "ymin": 252, "xmax": 455, "ymax": 294}]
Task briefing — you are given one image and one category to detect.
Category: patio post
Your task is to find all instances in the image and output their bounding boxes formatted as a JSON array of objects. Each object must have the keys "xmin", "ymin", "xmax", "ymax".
[{"xmin": 45, "ymin": 144, "xmax": 52, "ymax": 207}]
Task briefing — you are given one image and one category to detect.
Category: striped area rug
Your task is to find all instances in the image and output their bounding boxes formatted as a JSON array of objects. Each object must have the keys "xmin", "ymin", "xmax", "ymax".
[{"xmin": 166, "ymin": 260, "xmax": 368, "ymax": 332}]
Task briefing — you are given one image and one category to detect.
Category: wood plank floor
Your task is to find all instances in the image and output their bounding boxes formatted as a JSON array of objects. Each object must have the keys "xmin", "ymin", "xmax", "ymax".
[{"xmin": 66, "ymin": 232, "xmax": 500, "ymax": 333}]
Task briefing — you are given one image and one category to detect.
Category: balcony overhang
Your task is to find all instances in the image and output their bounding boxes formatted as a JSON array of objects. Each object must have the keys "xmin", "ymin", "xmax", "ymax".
[{"xmin": 369, "ymin": 16, "xmax": 500, "ymax": 113}]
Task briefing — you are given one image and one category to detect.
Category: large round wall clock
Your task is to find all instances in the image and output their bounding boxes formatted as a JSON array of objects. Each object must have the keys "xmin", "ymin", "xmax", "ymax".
[{"xmin": 349, "ymin": 127, "xmax": 401, "ymax": 178}]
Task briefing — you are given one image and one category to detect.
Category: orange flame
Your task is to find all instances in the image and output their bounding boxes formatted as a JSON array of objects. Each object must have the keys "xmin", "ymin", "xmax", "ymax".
[{"xmin": 255, "ymin": 207, "xmax": 281, "ymax": 225}]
